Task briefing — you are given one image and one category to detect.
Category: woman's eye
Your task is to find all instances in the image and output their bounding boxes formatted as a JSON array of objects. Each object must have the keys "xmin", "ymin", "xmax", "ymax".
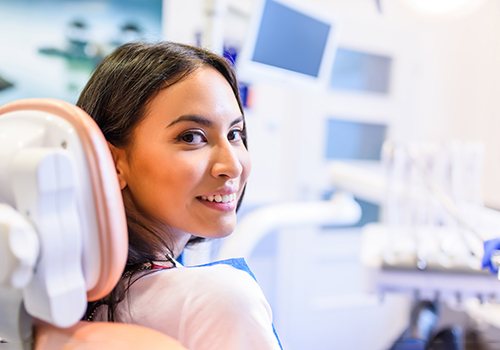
[
  {"xmin": 178, "ymin": 131, "xmax": 206, "ymax": 144},
  {"xmin": 228, "ymin": 129, "xmax": 244, "ymax": 142}
]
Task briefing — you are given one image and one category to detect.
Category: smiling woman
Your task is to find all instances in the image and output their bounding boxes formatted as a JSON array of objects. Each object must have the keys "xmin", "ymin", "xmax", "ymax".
[
  {"xmin": 77, "ymin": 42, "xmax": 281, "ymax": 350},
  {"xmin": 110, "ymin": 67, "xmax": 250, "ymax": 251}
]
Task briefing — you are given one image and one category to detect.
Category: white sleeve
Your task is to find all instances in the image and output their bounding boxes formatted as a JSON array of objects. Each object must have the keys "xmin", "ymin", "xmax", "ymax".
[{"xmin": 178, "ymin": 265, "xmax": 281, "ymax": 350}]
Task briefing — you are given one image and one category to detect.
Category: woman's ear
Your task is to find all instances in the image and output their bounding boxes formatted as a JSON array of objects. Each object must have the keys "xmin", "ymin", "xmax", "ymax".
[{"xmin": 108, "ymin": 142, "xmax": 128, "ymax": 190}]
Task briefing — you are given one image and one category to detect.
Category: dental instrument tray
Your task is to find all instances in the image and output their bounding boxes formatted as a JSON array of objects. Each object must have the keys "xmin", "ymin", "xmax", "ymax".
[{"xmin": 361, "ymin": 224, "xmax": 500, "ymax": 302}]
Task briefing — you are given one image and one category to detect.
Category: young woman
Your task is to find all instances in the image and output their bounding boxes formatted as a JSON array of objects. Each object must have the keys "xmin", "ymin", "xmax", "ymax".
[{"xmin": 77, "ymin": 42, "xmax": 282, "ymax": 349}]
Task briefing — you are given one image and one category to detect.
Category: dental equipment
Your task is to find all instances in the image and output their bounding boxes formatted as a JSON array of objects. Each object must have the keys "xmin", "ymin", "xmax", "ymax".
[
  {"xmin": 328, "ymin": 141, "xmax": 500, "ymax": 303},
  {"xmin": 0, "ymin": 98, "xmax": 126, "ymax": 347}
]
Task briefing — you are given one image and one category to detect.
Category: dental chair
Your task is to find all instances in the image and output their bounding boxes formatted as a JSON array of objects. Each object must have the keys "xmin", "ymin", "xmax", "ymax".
[{"xmin": 0, "ymin": 99, "xmax": 186, "ymax": 349}]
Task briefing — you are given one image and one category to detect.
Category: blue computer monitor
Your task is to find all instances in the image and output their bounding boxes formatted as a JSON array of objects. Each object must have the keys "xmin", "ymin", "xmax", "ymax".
[
  {"xmin": 329, "ymin": 47, "xmax": 393, "ymax": 94},
  {"xmin": 236, "ymin": 0, "xmax": 337, "ymax": 86},
  {"xmin": 324, "ymin": 117, "xmax": 387, "ymax": 161}
]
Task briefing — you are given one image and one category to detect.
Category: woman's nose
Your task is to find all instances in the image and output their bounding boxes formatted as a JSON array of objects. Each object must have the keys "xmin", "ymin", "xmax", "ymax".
[{"xmin": 210, "ymin": 143, "xmax": 243, "ymax": 179}]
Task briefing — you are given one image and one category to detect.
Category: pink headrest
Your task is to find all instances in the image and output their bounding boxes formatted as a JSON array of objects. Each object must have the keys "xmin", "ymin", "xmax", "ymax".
[{"xmin": 0, "ymin": 98, "xmax": 128, "ymax": 301}]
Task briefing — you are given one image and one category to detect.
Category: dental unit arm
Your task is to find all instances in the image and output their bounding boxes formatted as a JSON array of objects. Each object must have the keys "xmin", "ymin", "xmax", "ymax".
[{"xmin": 217, "ymin": 192, "xmax": 362, "ymax": 260}]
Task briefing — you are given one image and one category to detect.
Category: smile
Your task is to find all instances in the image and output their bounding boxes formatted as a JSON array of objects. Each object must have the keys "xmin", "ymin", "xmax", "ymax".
[{"xmin": 199, "ymin": 193, "xmax": 237, "ymax": 203}]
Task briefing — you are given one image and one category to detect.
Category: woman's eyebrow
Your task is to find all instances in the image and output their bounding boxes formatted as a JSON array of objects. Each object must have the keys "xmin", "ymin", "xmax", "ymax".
[
  {"xmin": 167, "ymin": 114, "xmax": 212, "ymax": 127},
  {"xmin": 230, "ymin": 116, "xmax": 244, "ymax": 127},
  {"xmin": 167, "ymin": 115, "xmax": 244, "ymax": 128}
]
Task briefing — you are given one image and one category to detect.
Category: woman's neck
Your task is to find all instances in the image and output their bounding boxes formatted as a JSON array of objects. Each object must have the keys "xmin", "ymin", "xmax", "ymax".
[{"xmin": 171, "ymin": 231, "xmax": 192, "ymax": 259}]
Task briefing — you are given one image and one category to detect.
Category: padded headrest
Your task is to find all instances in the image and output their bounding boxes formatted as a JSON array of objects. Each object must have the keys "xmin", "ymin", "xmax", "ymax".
[{"xmin": 0, "ymin": 98, "xmax": 127, "ymax": 301}]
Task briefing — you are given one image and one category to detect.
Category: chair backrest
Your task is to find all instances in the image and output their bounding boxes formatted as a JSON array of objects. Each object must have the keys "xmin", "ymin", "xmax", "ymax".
[
  {"xmin": 35, "ymin": 321, "xmax": 186, "ymax": 350},
  {"xmin": 0, "ymin": 99, "xmax": 186, "ymax": 349}
]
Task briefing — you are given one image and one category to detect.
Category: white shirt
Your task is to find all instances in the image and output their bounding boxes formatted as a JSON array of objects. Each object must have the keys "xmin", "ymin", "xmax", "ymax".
[{"xmin": 94, "ymin": 263, "xmax": 281, "ymax": 350}]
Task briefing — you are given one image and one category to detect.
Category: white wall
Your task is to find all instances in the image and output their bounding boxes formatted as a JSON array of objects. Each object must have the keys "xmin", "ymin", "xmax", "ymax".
[
  {"xmin": 303, "ymin": 0, "xmax": 500, "ymax": 209},
  {"xmin": 385, "ymin": 0, "xmax": 500, "ymax": 207}
]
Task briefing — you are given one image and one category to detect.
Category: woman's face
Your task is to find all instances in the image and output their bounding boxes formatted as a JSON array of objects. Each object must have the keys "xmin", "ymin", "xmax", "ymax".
[{"xmin": 114, "ymin": 67, "xmax": 251, "ymax": 242}]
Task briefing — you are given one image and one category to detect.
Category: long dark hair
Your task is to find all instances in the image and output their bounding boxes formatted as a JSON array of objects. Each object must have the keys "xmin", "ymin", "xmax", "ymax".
[{"xmin": 78, "ymin": 41, "xmax": 247, "ymax": 321}]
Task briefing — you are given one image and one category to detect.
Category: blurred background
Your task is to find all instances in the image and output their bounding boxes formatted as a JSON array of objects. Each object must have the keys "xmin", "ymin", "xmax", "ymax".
[
  {"xmin": 0, "ymin": 0, "xmax": 162, "ymax": 103},
  {"xmin": 3, "ymin": 0, "xmax": 500, "ymax": 348}
]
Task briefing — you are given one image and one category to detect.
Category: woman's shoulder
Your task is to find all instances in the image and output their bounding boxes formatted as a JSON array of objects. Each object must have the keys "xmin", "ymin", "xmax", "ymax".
[
  {"xmin": 149, "ymin": 263, "xmax": 265, "ymax": 302},
  {"xmin": 126, "ymin": 263, "xmax": 280, "ymax": 349},
  {"xmin": 194, "ymin": 263, "xmax": 265, "ymax": 301},
  {"xmin": 132, "ymin": 263, "xmax": 270, "ymax": 317}
]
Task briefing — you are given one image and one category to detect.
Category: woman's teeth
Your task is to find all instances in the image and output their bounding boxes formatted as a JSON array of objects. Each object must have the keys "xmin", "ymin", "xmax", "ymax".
[{"xmin": 201, "ymin": 193, "xmax": 237, "ymax": 203}]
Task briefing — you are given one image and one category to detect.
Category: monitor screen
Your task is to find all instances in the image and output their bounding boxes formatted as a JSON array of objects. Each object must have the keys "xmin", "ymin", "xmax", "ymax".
[
  {"xmin": 252, "ymin": 0, "xmax": 331, "ymax": 77},
  {"xmin": 237, "ymin": 0, "xmax": 337, "ymax": 85},
  {"xmin": 329, "ymin": 48, "xmax": 393, "ymax": 94},
  {"xmin": 324, "ymin": 117, "xmax": 387, "ymax": 160}
]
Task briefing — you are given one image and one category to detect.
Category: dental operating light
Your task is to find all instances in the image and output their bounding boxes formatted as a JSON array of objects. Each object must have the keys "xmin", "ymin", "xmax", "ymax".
[{"xmin": 402, "ymin": 0, "xmax": 487, "ymax": 16}]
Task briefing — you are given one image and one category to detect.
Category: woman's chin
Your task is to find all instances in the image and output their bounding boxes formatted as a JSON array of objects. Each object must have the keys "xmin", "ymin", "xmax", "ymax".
[
  {"xmin": 207, "ymin": 228, "xmax": 234, "ymax": 239},
  {"xmin": 198, "ymin": 225, "xmax": 236, "ymax": 239}
]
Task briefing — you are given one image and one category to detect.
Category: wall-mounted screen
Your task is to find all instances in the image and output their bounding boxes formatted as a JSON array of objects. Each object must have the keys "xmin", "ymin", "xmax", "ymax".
[
  {"xmin": 329, "ymin": 48, "xmax": 393, "ymax": 94},
  {"xmin": 325, "ymin": 117, "xmax": 387, "ymax": 160},
  {"xmin": 236, "ymin": 0, "xmax": 337, "ymax": 86}
]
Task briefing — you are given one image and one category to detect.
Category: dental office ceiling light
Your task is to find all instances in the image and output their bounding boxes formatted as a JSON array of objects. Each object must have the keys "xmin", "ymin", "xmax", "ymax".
[{"xmin": 402, "ymin": 0, "xmax": 486, "ymax": 16}]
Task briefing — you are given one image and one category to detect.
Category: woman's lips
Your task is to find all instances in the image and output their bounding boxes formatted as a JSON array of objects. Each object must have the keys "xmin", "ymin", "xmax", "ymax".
[{"xmin": 197, "ymin": 196, "xmax": 237, "ymax": 212}]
